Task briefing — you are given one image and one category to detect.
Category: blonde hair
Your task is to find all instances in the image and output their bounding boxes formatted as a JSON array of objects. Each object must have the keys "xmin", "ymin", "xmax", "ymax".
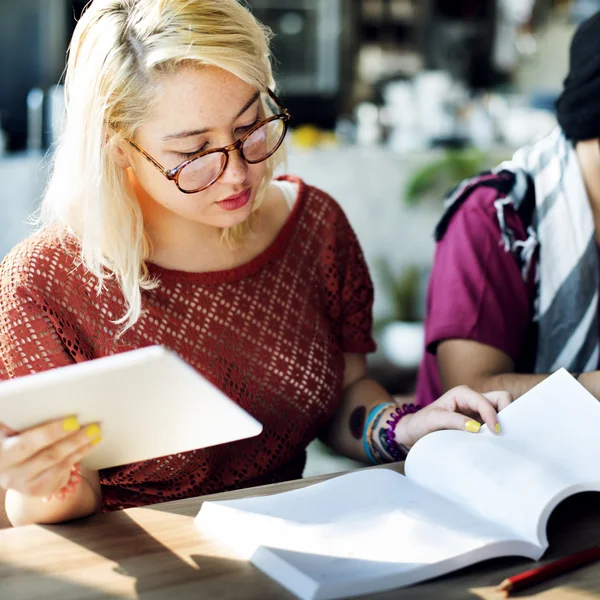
[{"xmin": 40, "ymin": 0, "xmax": 282, "ymax": 332}]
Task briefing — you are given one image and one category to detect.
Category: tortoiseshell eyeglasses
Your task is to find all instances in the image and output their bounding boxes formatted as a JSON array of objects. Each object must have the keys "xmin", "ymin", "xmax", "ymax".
[{"xmin": 126, "ymin": 88, "xmax": 290, "ymax": 194}]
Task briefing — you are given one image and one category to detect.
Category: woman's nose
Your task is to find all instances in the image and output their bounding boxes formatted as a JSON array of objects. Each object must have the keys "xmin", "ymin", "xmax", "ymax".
[{"xmin": 219, "ymin": 145, "xmax": 248, "ymax": 185}]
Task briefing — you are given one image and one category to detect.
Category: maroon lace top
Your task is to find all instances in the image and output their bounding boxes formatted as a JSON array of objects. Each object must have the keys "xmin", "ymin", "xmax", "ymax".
[{"xmin": 0, "ymin": 176, "xmax": 376, "ymax": 510}]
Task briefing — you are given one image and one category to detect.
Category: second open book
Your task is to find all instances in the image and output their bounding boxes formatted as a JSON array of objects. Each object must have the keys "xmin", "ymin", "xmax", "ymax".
[{"xmin": 196, "ymin": 369, "xmax": 600, "ymax": 600}]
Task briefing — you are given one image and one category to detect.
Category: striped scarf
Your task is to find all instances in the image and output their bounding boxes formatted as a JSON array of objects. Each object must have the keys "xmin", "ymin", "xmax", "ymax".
[{"xmin": 435, "ymin": 127, "xmax": 599, "ymax": 373}]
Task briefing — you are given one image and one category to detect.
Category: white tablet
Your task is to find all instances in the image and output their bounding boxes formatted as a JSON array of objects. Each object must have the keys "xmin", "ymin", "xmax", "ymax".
[{"xmin": 0, "ymin": 346, "xmax": 263, "ymax": 470}]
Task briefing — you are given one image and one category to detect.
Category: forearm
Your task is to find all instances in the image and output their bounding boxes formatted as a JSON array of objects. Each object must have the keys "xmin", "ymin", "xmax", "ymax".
[
  {"xmin": 575, "ymin": 371, "xmax": 600, "ymax": 399},
  {"xmin": 458, "ymin": 372, "xmax": 548, "ymax": 400},
  {"xmin": 437, "ymin": 339, "xmax": 600, "ymax": 400},
  {"xmin": 458, "ymin": 370, "xmax": 600, "ymax": 401},
  {"xmin": 5, "ymin": 468, "xmax": 101, "ymax": 526},
  {"xmin": 321, "ymin": 377, "xmax": 404, "ymax": 462}
]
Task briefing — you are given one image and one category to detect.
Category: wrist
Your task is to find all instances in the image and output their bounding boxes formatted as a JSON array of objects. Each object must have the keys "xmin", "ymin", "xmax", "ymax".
[
  {"xmin": 387, "ymin": 403, "xmax": 423, "ymax": 459},
  {"xmin": 5, "ymin": 467, "xmax": 100, "ymax": 526},
  {"xmin": 362, "ymin": 402, "xmax": 394, "ymax": 464},
  {"xmin": 370, "ymin": 405, "xmax": 398, "ymax": 463},
  {"xmin": 393, "ymin": 410, "xmax": 418, "ymax": 449},
  {"xmin": 367, "ymin": 402, "xmax": 423, "ymax": 464},
  {"xmin": 42, "ymin": 464, "xmax": 82, "ymax": 503}
]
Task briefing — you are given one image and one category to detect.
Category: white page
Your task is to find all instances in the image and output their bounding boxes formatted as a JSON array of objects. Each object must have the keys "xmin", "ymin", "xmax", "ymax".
[
  {"xmin": 0, "ymin": 346, "xmax": 262, "ymax": 469},
  {"xmin": 197, "ymin": 469, "xmax": 538, "ymax": 600},
  {"xmin": 406, "ymin": 369, "xmax": 600, "ymax": 546}
]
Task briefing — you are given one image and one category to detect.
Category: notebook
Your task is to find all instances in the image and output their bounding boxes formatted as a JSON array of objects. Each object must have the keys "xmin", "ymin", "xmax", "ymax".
[
  {"xmin": 0, "ymin": 345, "xmax": 262, "ymax": 470},
  {"xmin": 195, "ymin": 369, "xmax": 600, "ymax": 600}
]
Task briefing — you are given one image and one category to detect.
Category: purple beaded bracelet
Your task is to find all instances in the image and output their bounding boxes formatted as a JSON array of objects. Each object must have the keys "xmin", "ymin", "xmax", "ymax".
[{"xmin": 384, "ymin": 403, "xmax": 423, "ymax": 461}]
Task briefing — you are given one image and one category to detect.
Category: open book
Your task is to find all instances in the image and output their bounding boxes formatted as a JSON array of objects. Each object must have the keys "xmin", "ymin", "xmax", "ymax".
[{"xmin": 195, "ymin": 369, "xmax": 600, "ymax": 600}]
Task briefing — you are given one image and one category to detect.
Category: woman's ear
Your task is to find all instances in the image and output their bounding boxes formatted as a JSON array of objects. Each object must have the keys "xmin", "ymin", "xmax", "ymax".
[{"xmin": 110, "ymin": 139, "xmax": 132, "ymax": 169}]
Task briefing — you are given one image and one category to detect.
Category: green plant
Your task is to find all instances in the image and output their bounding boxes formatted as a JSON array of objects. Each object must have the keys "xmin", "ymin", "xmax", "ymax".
[
  {"xmin": 404, "ymin": 148, "xmax": 487, "ymax": 205},
  {"xmin": 374, "ymin": 149, "xmax": 489, "ymax": 329},
  {"xmin": 374, "ymin": 261, "xmax": 421, "ymax": 332}
]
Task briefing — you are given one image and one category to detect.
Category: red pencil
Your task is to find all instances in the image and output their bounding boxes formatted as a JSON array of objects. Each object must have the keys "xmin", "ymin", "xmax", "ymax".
[{"xmin": 497, "ymin": 546, "xmax": 600, "ymax": 596}]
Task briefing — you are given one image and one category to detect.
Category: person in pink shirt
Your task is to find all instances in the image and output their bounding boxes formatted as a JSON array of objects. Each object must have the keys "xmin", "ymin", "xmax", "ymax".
[{"xmin": 417, "ymin": 11, "xmax": 600, "ymax": 404}]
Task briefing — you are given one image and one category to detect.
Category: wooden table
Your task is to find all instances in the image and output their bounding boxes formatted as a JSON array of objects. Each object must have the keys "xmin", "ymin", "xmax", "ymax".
[{"xmin": 0, "ymin": 463, "xmax": 599, "ymax": 599}]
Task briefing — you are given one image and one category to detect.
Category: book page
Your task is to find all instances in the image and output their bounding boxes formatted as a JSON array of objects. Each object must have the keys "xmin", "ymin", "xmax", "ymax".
[
  {"xmin": 197, "ymin": 469, "xmax": 539, "ymax": 600},
  {"xmin": 406, "ymin": 369, "xmax": 600, "ymax": 546}
]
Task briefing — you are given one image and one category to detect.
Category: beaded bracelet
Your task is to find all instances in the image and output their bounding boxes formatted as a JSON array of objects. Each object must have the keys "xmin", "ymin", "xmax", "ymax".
[
  {"xmin": 362, "ymin": 402, "xmax": 394, "ymax": 465},
  {"xmin": 42, "ymin": 463, "xmax": 82, "ymax": 503},
  {"xmin": 383, "ymin": 403, "xmax": 423, "ymax": 462}
]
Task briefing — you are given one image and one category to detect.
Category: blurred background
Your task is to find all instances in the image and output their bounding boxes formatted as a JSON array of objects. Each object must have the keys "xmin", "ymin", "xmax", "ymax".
[{"xmin": 0, "ymin": 0, "xmax": 597, "ymax": 472}]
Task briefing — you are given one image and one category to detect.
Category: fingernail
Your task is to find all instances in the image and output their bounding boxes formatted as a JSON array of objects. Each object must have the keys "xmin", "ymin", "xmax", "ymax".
[
  {"xmin": 465, "ymin": 420, "xmax": 481, "ymax": 433},
  {"xmin": 495, "ymin": 423, "xmax": 501, "ymax": 434},
  {"xmin": 91, "ymin": 436, "xmax": 103, "ymax": 446},
  {"xmin": 62, "ymin": 416, "xmax": 80, "ymax": 432},
  {"xmin": 85, "ymin": 424, "xmax": 101, "ymax": 439}
]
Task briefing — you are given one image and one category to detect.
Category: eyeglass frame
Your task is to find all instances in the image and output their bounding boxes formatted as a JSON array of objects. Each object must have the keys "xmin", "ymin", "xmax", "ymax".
[{"xmin": 125, "ymin": 88, "xmax": 290, "ymax": 194}]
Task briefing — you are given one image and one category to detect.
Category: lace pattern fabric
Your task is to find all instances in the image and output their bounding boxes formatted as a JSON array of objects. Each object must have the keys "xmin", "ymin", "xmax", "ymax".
[{"xmin": 0, "ymin": 176, "xmax": 376, "ymax": 510}]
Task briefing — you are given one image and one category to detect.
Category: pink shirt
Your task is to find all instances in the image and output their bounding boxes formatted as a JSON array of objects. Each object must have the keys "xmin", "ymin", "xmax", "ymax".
[{"xmin": 416, "ymin": 185, "xmax": 538, "ymax": 406}]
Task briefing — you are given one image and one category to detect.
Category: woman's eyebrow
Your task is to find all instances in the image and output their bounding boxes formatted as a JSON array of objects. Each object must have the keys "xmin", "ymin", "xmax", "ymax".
[{"xmin": 161, "ymin": 91, "xmax": 261, "ymax": 142}]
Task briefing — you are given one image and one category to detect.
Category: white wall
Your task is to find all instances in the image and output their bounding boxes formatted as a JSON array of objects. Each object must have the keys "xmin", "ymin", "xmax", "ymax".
[
  {"xmin": 0, "ymin": 152, "xmax": 48, "ymax": 259},
  {"xmin": 286, "ymin": 147, "xmax": 445, "ymax": 322}
]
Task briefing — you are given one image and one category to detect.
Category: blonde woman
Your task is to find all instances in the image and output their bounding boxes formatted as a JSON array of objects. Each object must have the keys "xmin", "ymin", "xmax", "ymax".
[{"xmin": 0, "ymin": 0, "xmax": 510, "ymax": 527}]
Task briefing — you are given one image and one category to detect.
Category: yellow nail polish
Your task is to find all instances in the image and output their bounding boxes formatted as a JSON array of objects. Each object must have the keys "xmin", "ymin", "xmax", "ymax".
[
  {"xmin": 62, "ymin": 416, "xmax": 80, "ymax": 432},
  {"xmin": 85, "ymin": 423, "xmax": 101, "ymax": 439},
  {"xmin": 495, "ymin": 423, "xmax": 501, "ymax": 434},
  {"xmin": 91, "ymin": 436, "xmax": 103, "ymax": 446},
  {"xmin": 465, "ymin": 420, "xmax": 481, "ymax": 433}
]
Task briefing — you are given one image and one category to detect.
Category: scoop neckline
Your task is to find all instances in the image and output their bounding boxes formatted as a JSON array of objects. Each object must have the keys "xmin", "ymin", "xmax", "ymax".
[{"xmin": 146, "ymin": 175, "xmax": 306, "ymax": 285}]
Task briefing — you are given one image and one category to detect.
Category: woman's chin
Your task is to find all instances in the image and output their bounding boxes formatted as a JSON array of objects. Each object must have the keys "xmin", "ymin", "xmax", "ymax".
[{"xmin": 211, "ymin": 202, "xmax": 255, "ymax": 229}]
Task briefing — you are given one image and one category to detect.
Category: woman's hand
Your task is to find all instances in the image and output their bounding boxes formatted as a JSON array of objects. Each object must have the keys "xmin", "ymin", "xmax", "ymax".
[
  {"xmin": 396, "ymin": 386, "xmax": 512, "ymax": 449},
  {"xmin": 0, "ymin": 417, "xmax": 102, "ymax": 499}
]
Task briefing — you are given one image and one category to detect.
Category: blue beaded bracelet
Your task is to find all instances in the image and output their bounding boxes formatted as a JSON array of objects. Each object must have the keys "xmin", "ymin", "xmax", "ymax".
[{"xmin": 362, "ymin": 402, "xmax": 394, "ymax": 465}]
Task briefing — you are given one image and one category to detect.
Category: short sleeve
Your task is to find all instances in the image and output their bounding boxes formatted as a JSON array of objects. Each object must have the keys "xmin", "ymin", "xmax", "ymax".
[
  {"xmin": 330, "ymin": 209, "xmax": 377, "ymax": 355},
  {"xmin": 0, "ymin": 243, "xmax": 83, "ymax": 381},
  {"xmin": 0, "ymin": 284, "xmax": 76, "ymax": 381},
  {"xmin": 424, "ymin": 187, "xmax": 534, "ymax": 362}
]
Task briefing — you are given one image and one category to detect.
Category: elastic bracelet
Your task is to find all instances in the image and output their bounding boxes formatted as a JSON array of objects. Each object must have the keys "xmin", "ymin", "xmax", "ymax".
[
  {"xmin": 362, "ymin": 402, "xmax": 394, "ymax": 465},
  {"xmin": 43, "ymin": 464, "xmax": 82, "ymax": 502},
  {"xmin": 384, "ymin": 403, "xmax": 423, "ymax": 462}
]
